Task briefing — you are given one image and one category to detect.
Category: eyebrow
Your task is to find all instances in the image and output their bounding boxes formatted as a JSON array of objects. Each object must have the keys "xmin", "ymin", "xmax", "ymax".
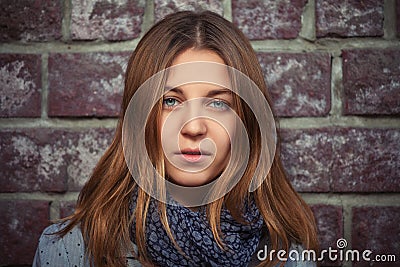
[{"xmin": 166, "ymin": 87, "xmax": 233, "ymax": 98}]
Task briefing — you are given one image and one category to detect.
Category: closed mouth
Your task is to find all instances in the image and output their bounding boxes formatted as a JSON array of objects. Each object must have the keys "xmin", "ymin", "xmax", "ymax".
[
  {"xmin": 177, "ymin": 148, "xmax": 211, "ymax": 162},
  {"xmin": 177, "ymin": 148, "xmax": 211, "ymax": 156}
]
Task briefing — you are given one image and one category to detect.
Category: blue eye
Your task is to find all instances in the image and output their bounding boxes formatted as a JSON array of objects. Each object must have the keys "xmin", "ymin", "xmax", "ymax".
[
  {"xmin": 163, "ymin": 98, "xmax": 179, "ymax": 109},
  {"xmin": 208, "ymin": 100, "xmax": 228, "ymax": 111}
]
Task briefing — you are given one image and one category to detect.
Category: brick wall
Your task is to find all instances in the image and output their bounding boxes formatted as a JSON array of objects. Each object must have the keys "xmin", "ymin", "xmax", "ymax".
[{"xmin": 0, "ymin": 0, "xmax": 399, "ymax": 266}]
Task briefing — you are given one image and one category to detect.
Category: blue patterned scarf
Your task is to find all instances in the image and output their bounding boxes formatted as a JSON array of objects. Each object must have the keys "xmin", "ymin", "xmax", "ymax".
[{"xmin": 130, "ymin": 192, "xmax": 263, "ymax": 266}]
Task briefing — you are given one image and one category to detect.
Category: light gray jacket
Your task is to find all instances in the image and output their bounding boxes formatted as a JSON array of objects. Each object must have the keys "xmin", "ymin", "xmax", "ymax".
[{"xmin": 33, "ymin": 223, "xmax": 316, "ymax": 267}]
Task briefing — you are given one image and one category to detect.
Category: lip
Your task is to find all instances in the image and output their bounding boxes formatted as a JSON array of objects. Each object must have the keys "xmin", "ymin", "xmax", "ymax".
[
  {"xmin": 175, "ymin": 148, "xmax": 212, "ymax": 163},
  {"xmin": 181, "ymin": 153, "xmax": 203, "ymax": 162}
]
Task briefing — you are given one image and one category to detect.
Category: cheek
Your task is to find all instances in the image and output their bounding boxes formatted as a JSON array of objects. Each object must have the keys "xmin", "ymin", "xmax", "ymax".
[
  {"xmin": 213, "ymin": 127, "xmax": 232, "ymax": 154},
  {"xmin": 159, "ymin": 113, "xmax": 175, "ymax": 141},
  {"xmin": 207, "ymin": 115, "xmax": 235, "ymax": 151},
  {"xmin": 217, "ymin": 117, "xmax": 236, "ymax": 148}
]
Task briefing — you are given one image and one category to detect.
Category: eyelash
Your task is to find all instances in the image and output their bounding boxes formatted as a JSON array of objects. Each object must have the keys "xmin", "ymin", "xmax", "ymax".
[
  {"xmin": 163, "ymin": 97, "xmax": 180, "ymax": 109},
  {"xmin": 162, "ymin": 97, "xmax": 230, "ymax": 111}
]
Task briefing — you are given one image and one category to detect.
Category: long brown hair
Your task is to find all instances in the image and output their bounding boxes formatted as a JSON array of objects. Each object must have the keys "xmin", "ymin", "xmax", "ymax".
[{"xmin": 60, "ymin": 11, "xmax": 318, "ymax": 267}]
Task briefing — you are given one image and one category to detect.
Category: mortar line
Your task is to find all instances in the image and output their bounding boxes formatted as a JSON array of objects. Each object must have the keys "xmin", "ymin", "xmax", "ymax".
[
  {"xmin": 41, "ymin": 54, "xmax": 49, "ymax": 119},
  {"xmin": 342, "ymin": 204, "xmax": 353, "ymax": 267},
  {"xmin": 279, "ymin": 117, "xmax": 400, "ymax": 129},
  {"xmin": 383, "ymin": 0, "xmax": 397, "ymax": 39},
  {"xmin": 141, "ymin": 0, "xmax": 155, "ymax": 35},
  {"xmin": 330, "ymin": 56, "xmax": 343, "ymax": 118},
  {"xmin": 0, "ymin": 192, "xmax": 80, "ymax": 201},
  {"xmin": 61, "ymin": 0, "xmax": 72, "ymax": 41},
  {"xmin": 300, "ymin": 193, "xmax": 400, "ymax": 206},
  {"xmin": 223, "ymin": 0, "xmax": 232, "ymax": 22},
  {"xmin": 299, "ymin": 0, "xmax": 316, "ymax": 41},
  {"xmin": 252, "ymin": 38, "xmax": 400, "ymax": 53},
  {"xmin": 0, "ymin": 40, "xmax": 140, "ymax": 54},
  {"xmin": 0, "ymin": 118, "xmax": 118, "ymax": 129},
  {"xmin": 50, "ymin": 200, "xmax": 61, "ymax": 221},
  {"xmin": 1, "ymin": 38, "xmax": 399, "ymax": 54}
]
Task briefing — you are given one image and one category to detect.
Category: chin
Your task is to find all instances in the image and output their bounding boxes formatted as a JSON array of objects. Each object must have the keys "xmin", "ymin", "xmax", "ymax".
[
  {"xmin": 167, "ymin": 171, "xmax": 214, "ymax": 187},
  {"xmin": 171, "ymin": 178, "xmax": 211, "ymax": 187}
]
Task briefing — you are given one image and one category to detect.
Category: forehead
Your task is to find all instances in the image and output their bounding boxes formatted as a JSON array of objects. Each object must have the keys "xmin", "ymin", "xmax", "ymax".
[
  {"xmin": 172, "ymin": 48, "xmax": 225, "ymax": 65},
  {"xmin": 166, "ymin": 49, "xmax": 231, "ymax": 91}
]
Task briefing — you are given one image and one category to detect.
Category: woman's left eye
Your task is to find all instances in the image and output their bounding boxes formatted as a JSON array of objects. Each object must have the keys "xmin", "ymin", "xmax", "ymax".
[{"xmin": 207, "ymin": 100, "xmax": 229, "ymax": 111}]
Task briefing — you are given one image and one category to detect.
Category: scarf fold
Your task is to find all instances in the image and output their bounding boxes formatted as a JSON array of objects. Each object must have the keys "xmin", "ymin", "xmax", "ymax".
[{"xmin": 130, "ymin": 192, "xmax": 263, "ymax": 267}]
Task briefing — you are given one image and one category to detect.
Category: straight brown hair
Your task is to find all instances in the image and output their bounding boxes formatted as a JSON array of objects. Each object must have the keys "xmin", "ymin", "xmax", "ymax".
[{"xmin": 59, "ymin": 11, "xmax": 318, "ymax": 267}]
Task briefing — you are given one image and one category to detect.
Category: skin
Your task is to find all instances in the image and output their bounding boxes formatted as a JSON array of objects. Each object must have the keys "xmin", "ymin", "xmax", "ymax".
[{"xmin": 160, "ymin": 48, "xmax": 235, "ymax": 187}]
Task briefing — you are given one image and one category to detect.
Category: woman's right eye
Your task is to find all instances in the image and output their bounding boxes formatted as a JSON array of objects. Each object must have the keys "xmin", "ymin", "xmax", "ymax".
[{"xmin": 163, "ymin": 97, "xmax": 180, "ymax": 109}]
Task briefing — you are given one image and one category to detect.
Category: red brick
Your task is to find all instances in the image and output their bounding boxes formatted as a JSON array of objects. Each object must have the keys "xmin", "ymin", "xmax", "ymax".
[
  {"xmin": 232, "ymin": 0, "xmax": 307, "ymax": 40},
  {"xmin": 0, "ymin": 54, "xmax": 41, "ymax": 117},
  {"xmin": 311, "ymin": 205, "xmax": 343, "ymax": 266},
  {"xmin": 0, "ymin": 200, "xmax": 50, "ymax": 265},
  {"xmin": 0, "ymin": 0, "xmax": 62, "ymax": 42},
  {"xmin": 316, "ymin": 0, "xmax": 384, "ymax": 37},
  {"xmin": 0, "ymin": 128, "xmax": 114, "ymax": 192},
  {"xmin": 71, "ymin": 0, "xmax": 145, "ymax": 41},
  {"xmin": 60, "ymin": 201, "xmax": 76, "ymax": 218},
  {"xmin": 258, "ymin": 53, "xmax": 331, "ymax": 117},
  {"xmin": 342, "ymin": 49, "xmax": 400, "ymax": 115},
  {"xmin": 281, "ymin": 128, "xmax": 399, "ymax": 193},
  {"xmin": 48, "ymin": 52, "xmax": 129, "ymax": 117},
  {"xmin": 352, "ymin": 206, "xmax": 400, "ymax": 267},
  {"xmin": 332, "ymin": 128, "xmax": 400, "ymax": 192},
  {"xmin": 280, "ymin": 129, "xmax": 333, "ymax": 192},
  {"xmin": 154, "ymin": 0, "xmax": 223, "ymax": 21}
]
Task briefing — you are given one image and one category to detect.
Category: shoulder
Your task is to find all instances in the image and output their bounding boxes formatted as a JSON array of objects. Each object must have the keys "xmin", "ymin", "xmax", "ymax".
[
  {"xmin": 32, "ymin": 222, "xmax": 87, "ymax": 267},
  {"xmin": 33, "ymin": 222, "xmax": 142, "ymax": 267}
]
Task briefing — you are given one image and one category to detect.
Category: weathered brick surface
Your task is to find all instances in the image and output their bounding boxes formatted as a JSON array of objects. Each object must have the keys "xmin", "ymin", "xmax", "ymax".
[
  {"xmin": 60, "ymin": 201, "xmax": 77, "ymax": 218},
  {"xmin": 352, "ymin": 206, "xmax": 400, "ymax": 267},
  {"xmin": 48, "ymin": 52, "xmax": 130, "ymax": 117},
  {"xmin": 154, "ymin": 0, "xmax": 223, "ymax": 21},
  {"xmin": 258, "ymin": 53, "xmax": 331, "ymax": 117},
  {"xmin": 71, "ymin": 0, "xmax": 145, "ymax": 41},
  {"xmin": 0, "ymin": 200, "xmax": 50, "ymax": 265},
  {"xmin": 311, "ymin": 205, "xmax": 343, "ymax": 266},
  {"xmin": 0, "ymin": 128, "xmax": 114, "ymax": 192},
  {"xmin": 332, "ymin": 128, "xmax": 400, "ymax": 192},
  {"xmin": 0, "ymin": 2, "xmax": 399, "ymax": 266},
  {"xmin": 0, "ymin": 54, "xmax": 42, "ymax": 117},
  {"xmin": 232, "ymin": 0, "xmax": 307, "ymax": 40},
  {"xmin": 316, "ymin": 0, "xmax": 384, "ymax": 37},
  {"xmin": 342, "ymin": 49, "xmax": 400, "ymax": 115},
  {"xmin": 0, "ymin": 0, "xmax": 62, "ymax": 42},
  {"xmin": 280, "ymin": 129, "xmax": 332, "ymax": 192},
  {"xmin": 281, "ymin": 128, "xmax": 399, "ymax": 193}
]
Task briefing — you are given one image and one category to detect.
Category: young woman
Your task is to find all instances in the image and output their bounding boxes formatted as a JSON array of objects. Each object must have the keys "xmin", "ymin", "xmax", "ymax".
[{"xmin": 33, "ymin": 11, "xmax": 318, "ymax": 267}]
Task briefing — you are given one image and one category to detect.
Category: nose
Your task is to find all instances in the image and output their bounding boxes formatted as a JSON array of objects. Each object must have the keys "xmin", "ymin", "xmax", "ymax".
[
  {"xmin": 180, "ymin": 117, "xmax": 207, "ymax": 138},
  {"xmin": 179, "ymin": 99, "xmax": 207, "ymax": 138}
]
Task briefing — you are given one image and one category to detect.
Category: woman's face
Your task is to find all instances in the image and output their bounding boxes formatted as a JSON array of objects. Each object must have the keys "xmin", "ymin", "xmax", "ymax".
[{"xmin": 159, "ymin": 49, "xmax": 235, "ymax": 187}]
